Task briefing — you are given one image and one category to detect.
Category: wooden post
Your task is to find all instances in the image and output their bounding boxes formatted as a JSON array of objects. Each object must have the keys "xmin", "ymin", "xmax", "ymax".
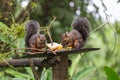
[{"xmin": 52, "ymin": 55, "xmax": 68, "ymax": 80}]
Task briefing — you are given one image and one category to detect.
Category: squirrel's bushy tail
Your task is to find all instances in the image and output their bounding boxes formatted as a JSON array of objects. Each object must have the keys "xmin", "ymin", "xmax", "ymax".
[
  {"xmin": 72, "ymin": 17, "xmax": 90, "ymax": 42},
  {"xmin": 25, "ymin": 20, "xmax": 40, "ymax": 47}
]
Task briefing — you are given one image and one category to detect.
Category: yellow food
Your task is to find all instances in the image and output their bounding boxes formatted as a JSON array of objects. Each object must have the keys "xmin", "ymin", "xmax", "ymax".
[
  {"xmin": 66, "ymin": 47, "xmax": 72, "ymax": 49},
  {"xmin": 47, "ymin": 42, "xmax": 63, "ymax": 51}
]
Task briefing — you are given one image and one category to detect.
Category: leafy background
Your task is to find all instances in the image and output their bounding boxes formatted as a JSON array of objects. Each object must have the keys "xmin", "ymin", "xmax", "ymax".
[{"xmin": 0, "ymin": 0, "xmax": 120, "ymax": 80}]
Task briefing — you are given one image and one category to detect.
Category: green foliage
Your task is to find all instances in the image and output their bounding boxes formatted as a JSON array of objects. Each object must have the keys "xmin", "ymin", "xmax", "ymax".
[
  {"xmin": 5, "ymin": 69, "xmax": 33, "ymax": 79},
  {"xmin": 41, "ymin": 69, "xmax": 52, "ymax": 80},
  {"xmin": 0, "ymin": 0, "xmax": 120, "ymax": 80},
  {"xmin": 31, "ymin": 2, "xmax": 37, "ymax": 9},
  {"xmin": 104, "ymin": 66, "xmax": 120, "ymax": 80},
  {"xmin": 0, "ymin": 21, "xmax": 25, "ymax": 53},
  {"xmin": 0, "ymin": 22, "xmax": 10, "ymax": 43},
  {"xmin": 69, "ymin": 55, "xmax": 81, "ymax": 76},
  {"xmin": 0, "ymin": 68, "xmax": 34, "ymax": 80},
  {"xmin": 0, "ymin": 21, "xmax": 27, "ymax": 80},
  {"xmin": 73, "ymin": 66, "xmax": 96, "ymax": 80}
]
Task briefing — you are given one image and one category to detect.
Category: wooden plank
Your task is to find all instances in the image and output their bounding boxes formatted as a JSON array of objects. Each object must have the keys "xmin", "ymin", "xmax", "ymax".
[
  {"xmin": 18, "ymin": 48, "xmax": 100, "ymax": 58},
  {"xmin": 52, "ymin": 55, "xmax": 68, "ymax": 80},
  {"xmin": 0, "ymin": 58, "xmax": 53, "ymax": 67}
]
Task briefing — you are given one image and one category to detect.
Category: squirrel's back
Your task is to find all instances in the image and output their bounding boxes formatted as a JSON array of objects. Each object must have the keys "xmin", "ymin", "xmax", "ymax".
[{"xmin": 72, "ymin": 17, "xmax": 90, "ymax": 42}]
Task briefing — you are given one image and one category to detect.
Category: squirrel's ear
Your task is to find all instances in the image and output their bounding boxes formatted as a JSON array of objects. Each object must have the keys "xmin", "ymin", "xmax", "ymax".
[
  {"xmin": 61, "ymin": 32, "xmax": 69, "ymax": 37},
  {"xmin": 66, "ymin": 32, "xmax": 69, "ymax": 36},
  {"xmin": 64, "ymin": 33, "xmax": 67, "ymax": 37},
  {"xmin": 61, "ymin": 33, "xmax": 65, "ymax": 38}
]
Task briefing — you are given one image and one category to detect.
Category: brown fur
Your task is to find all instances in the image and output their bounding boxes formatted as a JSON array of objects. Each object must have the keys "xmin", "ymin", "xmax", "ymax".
[
  {"xmin": 25, "ymin": 20, "xmax": 47, "ymax": 52},
  {"xmin": 61, "ymin": 17, "xmax": 90, "ymax": 49},
  {"xmin": 61, "ymin": 30, "xmax": 84, "ymax": 49},
  {"xmin": 29, "ymin": 34, "xmax": 46, "ymax": 50}
]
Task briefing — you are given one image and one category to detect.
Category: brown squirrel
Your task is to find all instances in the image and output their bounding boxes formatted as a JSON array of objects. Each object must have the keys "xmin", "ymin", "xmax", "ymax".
[
  {"xmin": 61, "ymin": 17, "xmax": 90, "ymax": 49},
  {"xmin": 25, "ymin": 20, "xmax": 47, "ymax": 51}
]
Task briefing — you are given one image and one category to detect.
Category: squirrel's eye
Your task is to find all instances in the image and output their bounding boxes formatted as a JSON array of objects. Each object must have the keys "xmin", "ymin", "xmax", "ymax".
[
  {"xmin": 66, "ymin": 42, "xmax": 69, "ymax": 44},
  {"xmin": 64, "ymin": 40, "xmax": 68, "ymax": 43}
]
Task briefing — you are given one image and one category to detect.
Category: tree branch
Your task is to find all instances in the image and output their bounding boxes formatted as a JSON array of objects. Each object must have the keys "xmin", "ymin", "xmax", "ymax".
[{"xmin": 0, "ymin": 58, "xmax": 53, "ymax": 67}]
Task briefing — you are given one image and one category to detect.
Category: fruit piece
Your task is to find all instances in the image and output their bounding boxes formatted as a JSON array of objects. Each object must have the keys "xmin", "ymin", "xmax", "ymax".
[{"xmin": 47, "ymin": 42, "xmax": 63, "ymax": 51}]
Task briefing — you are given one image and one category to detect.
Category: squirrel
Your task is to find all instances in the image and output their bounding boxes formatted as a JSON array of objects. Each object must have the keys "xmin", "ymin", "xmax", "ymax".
[
  {"xmin": 61, "ymin": 17, "xmax": 90, "ymax": 49},
  {"xmin": 25, "ymin": 20, "xmax": 47, "ymax": 52}
]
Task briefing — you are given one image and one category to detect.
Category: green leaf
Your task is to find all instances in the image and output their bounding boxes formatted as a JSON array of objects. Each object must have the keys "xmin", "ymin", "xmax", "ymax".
[
  {"xmin": 0, "ymin": 21, "xmax": 9, "ymax": 29},
  {"xmin": 69, "ymin": 55, "xmax": 81, "ymax": 76},
  {"xmin": 0, "ymin": 33, "xmax": 10, "ymax": 43},
  {"xmin": 12, "ymin": 78, "xmax": 27, "ymax": 80},
  {"xmin": 31, "ymin": 2, "xmax": 37, "ymax": 9},
  {"xmin": 0, "ymin": 75, "xmax": 12, "ymax": 80},
  {"xmin": 73, "ymin": 66, "xmax": 96, "ymax": 80},
  {"xmin": 46, "ymin": 69, "xmax": 52, "ymax": 80},
  {"xmin": 5, "ymin": 69, "xmax": 31, "ymax": 79},
  {"xmin": 24, "ymin": 67, "xmax": 33, "ymax": 77},
  {"xmin": 17, "ymin": 38, "xmax": 25, "ymax": 48},
  {"xmin": 104, "ymin": 66, "xmax": 120, "ymax": 80}
]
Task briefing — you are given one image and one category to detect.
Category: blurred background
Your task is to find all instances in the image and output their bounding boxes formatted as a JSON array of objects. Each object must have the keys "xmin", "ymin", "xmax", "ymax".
[{"xmin": 0, "ymin": 0, "xmax": 120, "ymax": 80}]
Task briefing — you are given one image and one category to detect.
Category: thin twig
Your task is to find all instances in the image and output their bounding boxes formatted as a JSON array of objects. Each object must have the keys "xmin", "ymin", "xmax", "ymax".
[
  {"xmin": 90, "ymin": 22, "xmax": 108, "ymax": 33},
  {"xmin": 48, "ymin": 16, "xmax": 56, "ymax": 28},
  {"xmin": 14, "ymin": 48, "xmax": 45, "ymax": 56},
  {"xmin": 1, "ymin": 57, "xmax": 17, "ymax": 71},
  {"xmin": 105, "ymin": 14, "xmax": 116, "ymax": 32},
  {"xmin": 14, "ymin": 48, "xmax": 45, "ymax": 52},
  {"xmin": 47, "ymin": 16, "xmax": 56, "ymax": 43},
  {"xmin": 105, "ymin": 14, "xmax": 118, "ymax": 54},
  {"xmin": 47, "ymin": 30, "xmax": 53, "ymax": 43},
  {"xmin": 22, "ymin": 52, "xmax": 44, "ymax": 54},
  {"xmin": 40, "ymin": 16, "xmax": 56, "ymax": 44}
]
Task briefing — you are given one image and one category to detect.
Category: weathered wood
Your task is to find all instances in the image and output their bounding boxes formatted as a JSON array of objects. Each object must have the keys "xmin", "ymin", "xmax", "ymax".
[
  {"xmin": 0, "ymin": 58, "xmax": 53, "ymax": 67},
  {"xmin": 52, "ymin": 55, "xmax": 68, "ymax": 80},
  {"xmin": 0, "ymin": 48, "xmax": 100, "ymax": 80},
  {"xmin": 28, "ymin": 58, "xmax": 40, "ymax": 80},
  {"xmin": 18, "ymin": 48, "xmax": 100, "ymax": 58}
]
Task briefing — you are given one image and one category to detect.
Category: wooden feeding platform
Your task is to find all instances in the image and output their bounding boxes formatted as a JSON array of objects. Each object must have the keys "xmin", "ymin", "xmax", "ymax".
[
  {"xmin": 0, "ymin": 48, "xmax": 100, "ymax": 80},
  {"xmin": 15, "ymin": 48, "xmax": 100, "ymax": 58}
]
